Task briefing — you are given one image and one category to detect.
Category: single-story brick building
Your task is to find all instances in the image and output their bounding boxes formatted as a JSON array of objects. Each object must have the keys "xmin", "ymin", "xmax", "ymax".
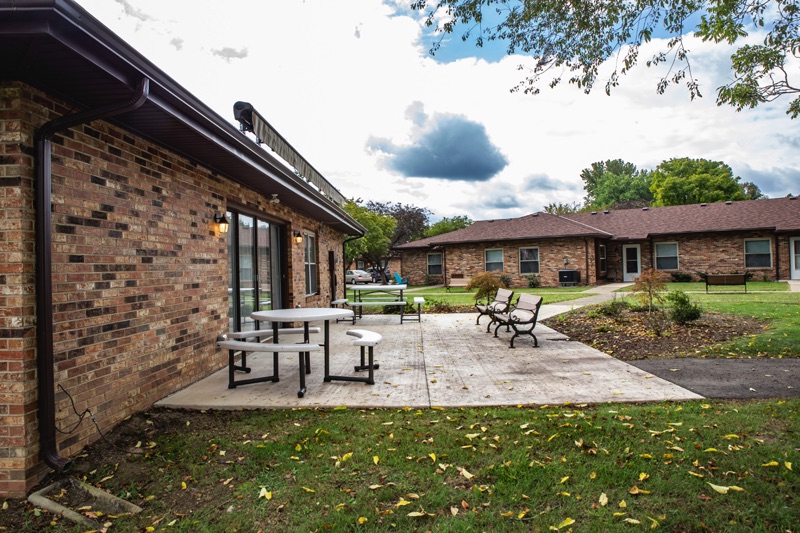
[
  {"xmin": 0, "ymin": 0, "xmax": 364, "ymax": 497},
  {"xmin": 395, "ymin": 198, "xmax": 800, "ymax": 287}
]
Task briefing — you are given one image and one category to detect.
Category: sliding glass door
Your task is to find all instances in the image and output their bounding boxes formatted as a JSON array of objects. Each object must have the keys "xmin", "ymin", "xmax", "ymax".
[{"xmin": 227, "ymin": 211, "xmax": 284, "ymax": 333}]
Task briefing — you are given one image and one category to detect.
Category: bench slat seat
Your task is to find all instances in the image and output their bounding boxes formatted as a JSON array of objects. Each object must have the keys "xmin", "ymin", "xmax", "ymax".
[{"xmin": 476, "ymin": 288, "xmax": 515, "ymax": 330}]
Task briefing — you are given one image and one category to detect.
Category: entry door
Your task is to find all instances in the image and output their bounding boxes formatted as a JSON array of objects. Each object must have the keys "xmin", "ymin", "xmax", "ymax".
[
  {"xmin": 792, "ymin": 238, "xmax": 800, "ymax": 280},
  {"xmin": 622, "ymin": 244, "xmax": 641, "ymax": 282}
]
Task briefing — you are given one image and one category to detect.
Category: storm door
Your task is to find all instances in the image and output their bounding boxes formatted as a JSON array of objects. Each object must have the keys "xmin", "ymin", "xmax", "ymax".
[
  {"xmin": 227, "ymin": 211, "xmax": 284, "ymax": 333},
  {"xmin": 791, "ymin": 237, "xmax": 800, "ymax": 280},
  {"xmin": 622, "ymin": 244, "xmax": 641, "ymax": 282}
]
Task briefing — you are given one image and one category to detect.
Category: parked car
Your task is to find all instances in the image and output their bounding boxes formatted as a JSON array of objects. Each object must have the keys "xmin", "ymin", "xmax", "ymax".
[
  {"xmin": 365, "ymin": 267, "xmax": 390, "ymax": 283},
  {"xmin": 346, "ymin": 269, "xmax": 372, "ymax": 284}
]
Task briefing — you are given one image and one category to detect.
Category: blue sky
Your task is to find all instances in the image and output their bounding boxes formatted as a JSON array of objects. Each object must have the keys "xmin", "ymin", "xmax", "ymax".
[{"xmin": 75, "ymin": 0, "xmax": 798, "ymax": 221}]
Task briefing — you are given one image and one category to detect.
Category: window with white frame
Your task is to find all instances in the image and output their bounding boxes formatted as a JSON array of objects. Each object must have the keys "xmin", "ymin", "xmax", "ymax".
[
  {"xmin": 304, "ymin": 232, "xmax": 317, "ymax": 295},
  {"xmin": 655, "ymin": 242, "xmax": 679, "ymax": 270},
  {"xmin": 598, "ymin": 244, "xmax": 607, "ymax": 272},
  {"xmin": 485, "ymin": 249, "xmax": 504, "ymax": 272},
  {"xmin": 744, "ymin": 238, "xmax": 772, "ymax": 268},
  {"xmin": 519, "ymin": 247, "xmax": 539, "ymax": 274},
  {"xmin": 427, "ymin": 253, "xmax": 442, "ymax": 275}
]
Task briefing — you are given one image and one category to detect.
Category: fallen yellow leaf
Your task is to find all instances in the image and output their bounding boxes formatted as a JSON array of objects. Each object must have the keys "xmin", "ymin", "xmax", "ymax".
[
  {"xmin": 761, "ymin": 461, "xmax": 779, "ymax": 467},
  {"xmin": 373, "ymin": 456, "xmax": 380, "ymax": 465},
  {"xmin": 556, "ymin": 517, "xmax": 576, "ymax": 529},
  {"xmin": 358, "ymin": 517, "xmax": 367, "ymax": 525},
  {"xmin": 599, "ymin": 493, "xmax": 608, "ymax": 507}
]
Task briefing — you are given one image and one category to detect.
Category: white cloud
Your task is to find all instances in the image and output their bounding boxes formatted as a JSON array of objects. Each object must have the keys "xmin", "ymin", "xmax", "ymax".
[{"xmin": 76, "ymin": 0, "xmax": 799, "ymax": 221}]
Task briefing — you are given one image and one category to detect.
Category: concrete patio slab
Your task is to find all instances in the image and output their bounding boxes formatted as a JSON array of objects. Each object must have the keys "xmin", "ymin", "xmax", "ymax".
[{"xmin": 156, "ymin": 311, "xmax": 702, "ymax": 410}]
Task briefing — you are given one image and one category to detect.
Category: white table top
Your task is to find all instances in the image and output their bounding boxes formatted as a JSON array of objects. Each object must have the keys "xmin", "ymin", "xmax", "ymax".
[
  {"xmin": 251, "ymin": 307, "xmax": 353, "ymax": 322},
  {"xmin": 347, "ymin": 284, "xmax": 406, "ymax": 291}
]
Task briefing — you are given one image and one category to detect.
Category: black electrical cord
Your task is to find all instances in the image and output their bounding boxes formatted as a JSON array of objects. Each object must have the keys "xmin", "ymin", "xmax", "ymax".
[{"xmin": 56, "ymin": 384, "xmax": 145, "ymax": 456}]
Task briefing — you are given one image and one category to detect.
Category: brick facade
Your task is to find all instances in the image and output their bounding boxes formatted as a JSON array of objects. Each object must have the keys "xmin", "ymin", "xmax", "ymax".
[
  {"xmin": 401, "ymin": 231, "xmax": 793, "ymax": 289},
  {"xmin": 400, "ymin": 238, "xmax": 599, "ymax": 287},
  {"xmin": 0, "ymin": 82, "xmax": 345, "ymax": 496}
]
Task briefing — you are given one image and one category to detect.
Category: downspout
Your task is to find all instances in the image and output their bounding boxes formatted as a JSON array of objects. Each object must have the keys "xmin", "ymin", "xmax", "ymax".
[
  {"xmin": 342, "ymin": 235, "xmax": 362, "ymax": 298},
  {"xmin": 584, "ymin": 238, "xmax": 590, "ymax": 286},
  {"xmin": 35, "ymin": 78, "xmax": 150, "ymax": 471}
]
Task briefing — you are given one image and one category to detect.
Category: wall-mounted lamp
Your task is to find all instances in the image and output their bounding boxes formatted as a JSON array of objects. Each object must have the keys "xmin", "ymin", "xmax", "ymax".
[
  {"xmin": 214, "ymin": 212, "xmax": 230, "ymax": 234},
  {"xmin": 293, "ymin": 230, "xmax": 303, "ymax": 244},
  {"xmin": 269, "ymin": 194, "xmax": 280, "ymax": 204},
  {"xmin": 563, "ymin": 256, "xmax": 569, "ymax": 265}
]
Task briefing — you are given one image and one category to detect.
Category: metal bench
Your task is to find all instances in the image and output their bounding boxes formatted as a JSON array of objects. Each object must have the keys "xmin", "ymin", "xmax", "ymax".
[
  {"xmin": 323, "ymin": 329, "xmax": 383, "ymax": 385},
  {"xmin": 476, "ymin": 288, "xmax": 515, "ymax": 330},
  {"xmin": 217, "ymin": 338, "xmax": 321, "ymax": 394},
  {"xmin": 492, "ymin": 293, "xmax": 543, "ymax": 348}
]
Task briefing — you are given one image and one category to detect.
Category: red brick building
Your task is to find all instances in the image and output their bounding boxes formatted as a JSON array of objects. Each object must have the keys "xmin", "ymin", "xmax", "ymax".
[
  {"xmin": 0, "ymin": 1, "xmax": 363, "ymax": 497},
  {"xmin": 395, "ymin": 199, "xmax": 800, "ymax": 287}
]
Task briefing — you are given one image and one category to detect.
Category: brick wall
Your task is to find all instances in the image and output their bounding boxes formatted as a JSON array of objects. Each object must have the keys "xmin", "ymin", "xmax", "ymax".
[
  {"xmin": 0, "ymin": 82, "xmax": 345, "ymax": 496},
  {"xmin": 400, "ymin": 238, "xmax": 597, "ymax": 287},
  {"xmin": 605, "ymin": 233, "xmax": 782, "ymax": 282}
]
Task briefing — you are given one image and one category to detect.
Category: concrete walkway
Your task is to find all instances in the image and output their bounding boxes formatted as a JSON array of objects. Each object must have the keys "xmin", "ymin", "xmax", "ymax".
[{"xmin": 157, "ymin": 282, "xmax": 706, "ymax": 410}]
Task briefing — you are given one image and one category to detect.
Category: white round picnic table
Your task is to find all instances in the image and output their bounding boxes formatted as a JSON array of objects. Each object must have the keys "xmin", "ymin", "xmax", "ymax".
[{"xmin": 250, "ymin": 307, "xmax": 353, "ymax": 397}]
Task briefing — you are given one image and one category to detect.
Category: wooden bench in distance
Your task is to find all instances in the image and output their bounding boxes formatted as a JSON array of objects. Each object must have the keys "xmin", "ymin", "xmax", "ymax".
[
  {"xmin": 217, "ymin": 339, "xmax": 321, "ymax": 397},
  {"xmin": 705, "ymin": 273, "xmax": 747, "ymax": 293},
  {"xmin": 446, "ymin": 274, "xmax": 472, "ymax": 292},
  {"xmin": 324, "ymin": 329, "xmax": 383, "ymax": 385}
]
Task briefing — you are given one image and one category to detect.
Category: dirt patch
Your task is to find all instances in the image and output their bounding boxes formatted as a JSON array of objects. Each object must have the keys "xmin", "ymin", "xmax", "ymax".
[{"xmin": 541, "ymin": 307, "xmax": 767, "ymax": 360}]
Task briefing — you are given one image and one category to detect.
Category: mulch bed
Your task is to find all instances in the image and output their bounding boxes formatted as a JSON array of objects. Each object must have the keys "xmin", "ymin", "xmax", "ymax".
[{"xmin": 541, "ymin": 307, "xmax": 768, "ymax": 360}]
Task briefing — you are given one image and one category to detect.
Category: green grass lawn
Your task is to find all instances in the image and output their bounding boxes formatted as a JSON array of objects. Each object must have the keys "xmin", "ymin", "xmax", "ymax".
[{"xmin": 25, "ymin": 400, "xmax": 799, "ymax": 531}]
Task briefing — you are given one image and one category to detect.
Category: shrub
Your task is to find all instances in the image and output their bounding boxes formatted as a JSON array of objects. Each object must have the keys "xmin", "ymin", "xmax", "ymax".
[
  {"xmin": 499, "ymin": 274, "xmax": 512, "ymax": 288},
  {"xmin": 524, "ymin": 274, "xmax": 541, "ymax": 288},
  {"xmin": 665, "ymin": 290, "xmax": 702, "ymax": 324},
  {"xmin": 670, "ymin": 272, "xmax": 693, "ymax": 282},
  {"xmin": 631, "ymin": 268, "xmax": 670, "ymax": 312},
  {"xmin": 596, "ymin": 298, "xmax": 628, "ymax": 318},
  {"xmin": 465, "ymin": 272, "xmax": 503, "ymax": 304}
]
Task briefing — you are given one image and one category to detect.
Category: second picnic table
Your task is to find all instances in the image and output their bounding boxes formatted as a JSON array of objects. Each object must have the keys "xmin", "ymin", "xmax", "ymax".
[{"xmin": 346, "ymin": 284, "xmax": 407, "ymax": 323}]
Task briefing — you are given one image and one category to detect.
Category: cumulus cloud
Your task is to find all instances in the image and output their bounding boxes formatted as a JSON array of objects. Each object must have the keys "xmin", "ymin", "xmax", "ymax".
[
  {"xmin": 210, "ymin": 47, "xmax": 249, "ymax": 62},
  {"xmin": 369, "ymin": 103, "xmax": 508, "ymax": 181},
  {"xmin": 486, "ymin": 195, "xmax": 521, "ymax": 209},
  {"xmin": 522, "ymin": 173, "xmax": 580, "ymax": 192},
  {"xmin": 736, "ymin": 165, "xmax": 800, "ymax": 197},
  {"xmin": 112, "ymin": 0, "xmax": 151, "ymax": 22}
]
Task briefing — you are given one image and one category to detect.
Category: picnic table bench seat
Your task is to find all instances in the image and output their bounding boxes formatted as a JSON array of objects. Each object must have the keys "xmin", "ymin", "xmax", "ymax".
[
  {"xmin": 323, "ymin": 329, "xmax": 383, "ymax": 385},
  {"xmin": 217, "ymin": 338, "xmax": 321, "ymax": 389},
  {"xmin": 492, "ymin": 293, "xmax": 543, "ymax": 349}
]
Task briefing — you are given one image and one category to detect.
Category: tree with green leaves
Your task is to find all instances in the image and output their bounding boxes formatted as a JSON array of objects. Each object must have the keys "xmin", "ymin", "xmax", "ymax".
[
  {"xmin": 424, "ymin": 215, "xmax": 473, "ymax": 237},
  {"xmin": 580, "ymin": 159, "xmax": 653, "ymax": 210},
  {"xmin": 543, "ymin": 201, "xmax": 584, "ymax": 214},
  {"xmin": 412, "ymin": 0, "xmax": 800, "ymax": 117},
  {"xmin": 649, "ymin": 157, "xmax": 748, "ymax": 206},
  {"xmin": 365, "ymin": 201, "xmax": 432, "ymax": 247},
  {"xmin": 342, "ymin": 200, "xmax": 396, "ymax": 278}
]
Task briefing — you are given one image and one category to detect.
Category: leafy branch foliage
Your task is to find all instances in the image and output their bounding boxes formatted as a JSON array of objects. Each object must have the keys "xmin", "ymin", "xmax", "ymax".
[{"xmin": 412, "ymin": 0, "xmax": 800, "ymax": 117}]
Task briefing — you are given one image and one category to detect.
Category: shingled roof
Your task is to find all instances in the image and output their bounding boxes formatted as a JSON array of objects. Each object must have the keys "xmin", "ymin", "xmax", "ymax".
[
  {"xmin": 563, "ymin": 197, "xmax": 800, "ymax": 240},
  {"xmin": 395, "ymin": 197, "xmax": 800, "ymax": 249},
  {"xmin": 395, "ymin": 212, "xmax": 611, "ymax": 249}
]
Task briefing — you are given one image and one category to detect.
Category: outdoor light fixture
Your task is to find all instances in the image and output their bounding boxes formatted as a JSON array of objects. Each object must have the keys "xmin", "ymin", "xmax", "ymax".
[
  {"xmin": 563, "ymin": 256, "xmax": 569, "ymax": 265},
  {"xmin": 293, "ymin": 230, "xmax": 303, "ymax": 244},
  {"xmin": 214, "ymin": 213, "xmax": 229, "ymax": 234},
  {"xmin": 269, "ymin": 194, "xmax": 280, "ymax": 204}
]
